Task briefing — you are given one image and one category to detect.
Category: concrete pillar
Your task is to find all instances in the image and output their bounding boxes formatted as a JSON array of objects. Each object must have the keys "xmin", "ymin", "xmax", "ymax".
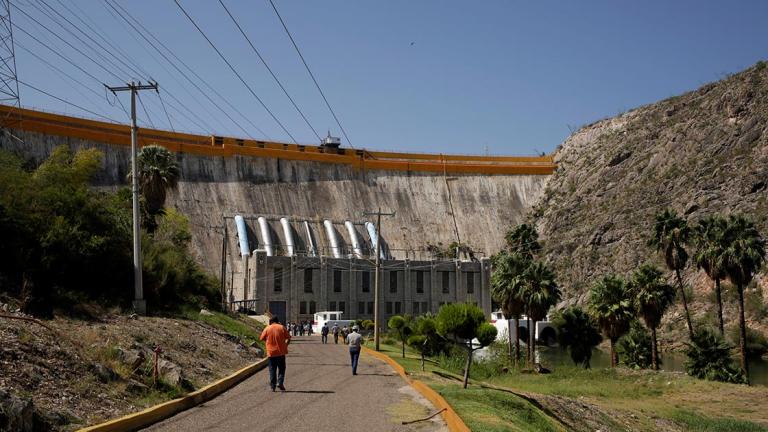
[{"xmin": 480, "ymin": 258, "xmax": 492, "ymax": 318}]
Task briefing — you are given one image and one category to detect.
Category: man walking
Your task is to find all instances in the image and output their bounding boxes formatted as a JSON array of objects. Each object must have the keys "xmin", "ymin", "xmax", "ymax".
[
  {"xmin": 346, "ymin": 325, "xmax": 363, "ymax": 375},
  {"xmin": 259, "ymin": 316, "xmax": 291, "ymax": 391},
  {"xmin": 321, "ymin": 323, "xmax": 329, "ymax": 344},
  {"xmin": 332, "ymin": 323, "xmax": 340, "ymax": 344}
]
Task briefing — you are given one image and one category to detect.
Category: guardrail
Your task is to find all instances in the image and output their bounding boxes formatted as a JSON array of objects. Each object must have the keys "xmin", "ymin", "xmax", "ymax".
[{"xmin": 0, "ymin": 104, "xmax": 556, "ymax": 175}]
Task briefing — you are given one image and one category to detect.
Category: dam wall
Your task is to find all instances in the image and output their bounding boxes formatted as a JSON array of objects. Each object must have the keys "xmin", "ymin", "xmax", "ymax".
[{"xmin": 0, "ymin": 106, "xmax": 552, "ymax": 275}]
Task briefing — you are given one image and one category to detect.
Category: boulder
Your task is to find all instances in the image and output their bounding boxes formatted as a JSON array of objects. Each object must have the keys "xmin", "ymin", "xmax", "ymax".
[
  {"xmin": 157, "ymin": 358, "xmax": 183, "ymax": 387},
  {"xmin": 116, "ymin": 348, "xmax": 145, "ymax": 370},
  {"xmin": 199, "ymin": 309, "xmax": 214, "ymax": 316},
  {"xmin": 0, "ymin": 390, "xmax": 53, "ymax": 432},
  {"xmin": 91, "ymin": 362, "xmax": 118, "ymax": 383}
]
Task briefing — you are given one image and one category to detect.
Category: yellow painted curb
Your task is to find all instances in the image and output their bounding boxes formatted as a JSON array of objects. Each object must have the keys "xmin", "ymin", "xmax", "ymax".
[
  {"xmin": 77, "ymin": 358, "xmax": 269, "ymax": 432},
  {"xmin": 362, "ymin": 347, "xmax": 470, "ymax": 432}
]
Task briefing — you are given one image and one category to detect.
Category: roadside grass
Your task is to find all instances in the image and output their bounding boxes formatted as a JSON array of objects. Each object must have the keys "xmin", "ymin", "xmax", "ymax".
[
  {"xmin": 367, "ymin": 340, "xmax": 768, "ymax": 432},
  {"xmin": 179, "ymin": 307, "xmax": 264, "ymax": 346},
  {"xmin": 671, "ymin": 410, "xmax": 768, "ymax": 432}
]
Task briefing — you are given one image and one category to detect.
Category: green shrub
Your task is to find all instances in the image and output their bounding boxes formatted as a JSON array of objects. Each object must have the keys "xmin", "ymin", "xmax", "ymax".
[
  {"xmin": 684, "ymin": 327, "xmax": 746, "ymax": 384},
  {"xmin": 617, "ymin": 323, "xmax": 653, "ymax": 369},
  {"xmin": 727, "ymin": 325, "xmax": 768, "ymax": 357}
]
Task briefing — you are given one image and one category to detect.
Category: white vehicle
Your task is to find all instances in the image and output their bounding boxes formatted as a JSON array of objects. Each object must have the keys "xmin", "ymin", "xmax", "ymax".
[
  {"xmin": 491, "ymin": 310, "xmax": 557, "ymax": 346},
  {"xmin": 312, "ymin": 311, "xmax": 355, "ymax": 334}
]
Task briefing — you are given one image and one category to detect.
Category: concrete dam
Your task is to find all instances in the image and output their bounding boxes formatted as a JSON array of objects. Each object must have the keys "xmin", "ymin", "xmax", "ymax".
[{"xmin": 0, "ymin": 105, "xmax": 555, "ymax": 279}]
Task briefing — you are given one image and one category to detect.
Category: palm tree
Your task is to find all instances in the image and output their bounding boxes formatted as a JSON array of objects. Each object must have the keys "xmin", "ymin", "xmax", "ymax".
[
  {"xmin": 130, "ymin": 145, "xmax": 180, "ymax": 217},
  {"xmin": 588, "ymin": 274, "xmax": 635, "ymax": 367},
  {"xmin": 552, "ymin": 307, "xmax": 602, "ymax": 368},
  {"xmin": 721, "ymin": 215, "xmax": 765, "ymax": 382},
  {"xmin": 505, "ymin": 224, "xmax": 541, "ymax": 259},
  {"xmin": 630, "ymin": 264, "xmax": 676, "ymax": 370},
  {"xmin": 490, "ymin": 251, "xmax": 529, "ymax": 365},
  {"xmin": 648, "ymin": 209, "xmax": 694, "ymax": 339},
  {"xmin": 524, "ymin": 261, "xmax": 560, "ymax": 366},
  {"xmin": 692, "ymin": 216, "xmax": 728, "ymax": 335}
]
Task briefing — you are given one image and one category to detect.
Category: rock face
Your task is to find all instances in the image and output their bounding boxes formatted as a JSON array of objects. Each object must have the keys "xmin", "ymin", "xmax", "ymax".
[{"xmin": 533, "ymin": 62, "xmax": 768, "ymax": 330}]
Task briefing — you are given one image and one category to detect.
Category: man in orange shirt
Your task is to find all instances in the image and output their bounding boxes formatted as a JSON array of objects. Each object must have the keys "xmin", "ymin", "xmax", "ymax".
[{"xmin": 259, "ymin": 316, "xmax": 291, "ymax": 391}]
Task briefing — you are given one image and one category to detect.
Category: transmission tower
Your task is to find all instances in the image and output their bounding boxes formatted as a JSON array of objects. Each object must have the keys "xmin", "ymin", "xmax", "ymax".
[{"xmin": 0, "ymin": 0, "xmax": 22, "ymax": 139}]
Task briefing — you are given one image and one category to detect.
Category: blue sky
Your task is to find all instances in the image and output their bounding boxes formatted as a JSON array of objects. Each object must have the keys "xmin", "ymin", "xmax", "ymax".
[{"xmin": 12, "ymin": 0, "xmax": 768, "ymax": 155}]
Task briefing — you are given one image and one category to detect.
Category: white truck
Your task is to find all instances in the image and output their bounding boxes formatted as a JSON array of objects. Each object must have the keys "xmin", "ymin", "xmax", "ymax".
[{"xmin": 312, "ymin": 311, "xmax": 355, "ymax": 334}]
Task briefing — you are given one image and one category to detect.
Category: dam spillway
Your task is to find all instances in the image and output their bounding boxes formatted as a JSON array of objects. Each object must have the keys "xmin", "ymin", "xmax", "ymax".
[{"xmin": 0, "ymin": 105, "xmax": 555, "ymax": 275}]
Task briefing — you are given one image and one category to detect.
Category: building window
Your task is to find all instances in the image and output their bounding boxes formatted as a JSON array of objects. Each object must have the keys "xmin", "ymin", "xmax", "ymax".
[
  {"xmin": 274, "ymin": 267, "xmax": 282, "ymax": 292},
  {"xmin": 304, "ymin": 268, "xmax": 313, "ymax": 293},
  {"xmin": 367, "ymin": 302, "xmax": 374, "ymax": 314},
  {"xmin": 466, "ymin": 272, "xmax": 474, "ymax": 294},
  {"xmin": 300, "ymin": 301, "xmax": 307, "ymax": 314},
  {"xmin": 333, "ymin": 269, "xmax": 342, "ymax": 292},
  {"xmin": 386, "ymin": 302, "xmax": 392, "ymax": 314},
  {"xmin": 395, "ymin": 302, "xmax": 401, "ymax": 314},
  {"xmin": 389, "ymin": 271, "xmax": 398, "ymax": 293},
  {"xmin": 416, "ymin": 271, "xmax": 424, "ymax": 294},
  {"xmin": 362, "ymin": 271, "xmax": 371, "ymax": 292},
  {"xmin": 358, "ymin": 301, "xmax": 365, "ymax": 314},
  {"xmin": 330, "ymin": 301, "xmax": 336, "ymax": 312},
  {"xmin": 339, "ymin": 301, "xmax": 345, "ymax": 313},
  {"xmin": 413, "ymin": 302, "xmax": 419, "ymax": 314},
  {"xmin": 421, "ymin": 302, "xmax": 428, "ymax": 313},
  {"xmin": 441, "ymin": 272, "xmax": 450, "ymax": 294},
  {"xmin": 309, "ymin": 301, "xmax": 316, "ymax": 314}
]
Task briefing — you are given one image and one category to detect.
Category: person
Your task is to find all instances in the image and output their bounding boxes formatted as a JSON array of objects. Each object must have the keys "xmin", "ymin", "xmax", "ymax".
[
  {"xmin": 299, "ymin": 321, "xmax": 305, "ymax": 336},
  {"xmin": 321, "ymin": 323, "xmax": 329, "ymax": 344},
  {"xmin": 259, "ymin": 316, "xmax": 291, "ymax": 391},
  {"xmin": 346, "ymin": 325, "xmax": 363, "ymax": 375},
  {"xmin": 331, "ymin": 323, "xmax": 340, "ymax": 344}
]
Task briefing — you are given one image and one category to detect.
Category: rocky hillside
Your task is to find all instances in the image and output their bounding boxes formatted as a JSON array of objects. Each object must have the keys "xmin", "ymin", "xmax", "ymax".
[{"xmin": 533, "ymin": 61, "xmax": 768, "ymax": 335}]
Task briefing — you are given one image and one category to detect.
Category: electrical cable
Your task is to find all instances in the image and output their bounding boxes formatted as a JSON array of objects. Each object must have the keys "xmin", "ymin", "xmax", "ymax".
[
  {"xmin": 16, "ymin": 77, "xmax": 118, "ymax": 122},
  {"xmin": 174, "ymin": 0, "xmax": 298, "ymax": 143},
  {"xmin": 268, "ymin": 0, "xmax": 354, "ymax": 148},
  {"xmin": 157, "ymin": 91, "xmax": 175, "ymax": 132},
  {"xmin": 136, "ymin": 91, "xmax": 155, "ymax": 128},
  {"xmin": 105, "ymin": 0, "xmax": 264, "ymax": 139},
  {"xmin": 218, "ymin": 0, "xmax": 320, "ymax": 141}
]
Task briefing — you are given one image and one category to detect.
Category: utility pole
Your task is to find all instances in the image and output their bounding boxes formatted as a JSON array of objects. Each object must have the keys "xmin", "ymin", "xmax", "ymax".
[
  {"xmin": 106, "ymin": 81, "xmax": 159, "ymax": 315},
  {"xmin": 363, "ymin": 207, "xmax": 395, "ymax": 351}
]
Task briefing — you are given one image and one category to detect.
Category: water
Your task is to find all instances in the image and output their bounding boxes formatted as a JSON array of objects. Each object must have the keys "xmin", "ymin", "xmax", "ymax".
[{"xmin": 536, "ymin": 347, "xmax": 768, "ymax": 386}]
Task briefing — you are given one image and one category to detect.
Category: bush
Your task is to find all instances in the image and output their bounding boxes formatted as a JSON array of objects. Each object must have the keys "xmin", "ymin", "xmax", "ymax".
[
  {"xmin": 727, "ymin": 325, "xmax": 768, "ymax": 357},
  {"xmin": 684, "ymin": 327, "xmax": 746, "ymax": 384},
  {"xmin": 617, "ymin": 323, "xmax": 653, "ymax": 369}
]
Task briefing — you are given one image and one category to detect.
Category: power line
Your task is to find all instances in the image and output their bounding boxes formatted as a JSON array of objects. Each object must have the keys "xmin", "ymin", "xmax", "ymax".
[
  {"xmin": 136, "ymin": 91, "xmax": 155, "ymax": 128},
  {"xmin": 105, "ymin": 0, "xmax": 264, "ymax": 138},
  {"xmin": 218, "ymin": 0, "xmax": 320, "ymax": 140},
  {"xmin": 174, "ymin": 0, "xmax": 298, "ymax": 143},
  {"xmin": 157, "ymin": 92, "xmax": 175, "ymax": 132},
  {"xmin": 16, "ymin": 77, "xmax": 117, "ymax": 122},
  {"xmin": 268, "ymin": 0, "xmax": 354, "ymax": 148}
]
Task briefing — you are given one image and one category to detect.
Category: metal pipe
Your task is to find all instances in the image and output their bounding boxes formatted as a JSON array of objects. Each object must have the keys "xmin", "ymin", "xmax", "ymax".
[
  {"xmin": 323, "ymin": 219, "xmax": 341, "ymax": 258},
  {"xmin": 257, "ymin": 216, "xmax": 274, "ymax": 256},
  {"xmin": 234, "ymin": 215, "xmax": 251, "ymax": 257},
  {"xmin": 345, "ymin": 221, "xmax": 363, "ymax": 258},
  {"xmin": 304, "ymin": 220, "xmax": 317, "ymax": 257},
  {"xmin": 280, "ymin": 217, "xmax": 295, "ymax": 257},
  {"xmin": 365, "ymin": 221, "xmax": 385, "ymax": 260}
]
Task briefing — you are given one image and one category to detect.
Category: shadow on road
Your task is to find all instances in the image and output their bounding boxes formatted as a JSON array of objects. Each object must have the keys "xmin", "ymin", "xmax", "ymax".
[
  {"xmin": 355, "ymin": 373, "xmax": 396, "ymax": 377},
  {"xmin": 280, "ymin": 390, "xmax": 335, "ymax": 394}
]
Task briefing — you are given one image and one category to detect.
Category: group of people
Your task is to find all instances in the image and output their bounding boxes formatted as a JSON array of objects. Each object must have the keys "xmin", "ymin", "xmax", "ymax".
[
  {"xmin": 319, "ymin": 323, "xmax": 352, "ymax": 345},
  {"xmin": 285, "ymin": 321, "xmax": 312, "ymax": 336},
  {"xmin": 259, "ymin": 316, "xmax": 364, "ymax": 392}
]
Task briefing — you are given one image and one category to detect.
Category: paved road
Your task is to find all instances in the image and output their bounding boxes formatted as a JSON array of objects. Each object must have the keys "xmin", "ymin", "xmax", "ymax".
[{"xmin": 145, "ymin": 336, "xmax": 446, "ymax": 432}]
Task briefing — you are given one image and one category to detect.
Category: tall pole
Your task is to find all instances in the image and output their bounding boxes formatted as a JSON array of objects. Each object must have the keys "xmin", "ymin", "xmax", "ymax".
[
  {"xmin": 106, "ymin": 81, "xmax": 159, "ymax": 315},
  {"xmin": 363, "ymin": 207, "xmax": 395, "ymax": 351}
]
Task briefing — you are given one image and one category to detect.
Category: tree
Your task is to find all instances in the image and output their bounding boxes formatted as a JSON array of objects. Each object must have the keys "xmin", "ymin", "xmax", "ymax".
[
  {"xmin": 617, "ymin": 323, "xmax": 653, "ymax": 369},
  {"xmin": 552, "ymin": 307, "xmax": 602, "ymax": 368},
  {"xmin": 407, "ymin": 314, "xmax": 441, "ymax": 371},
  {"xmin": 505, "ymin": 224, "xmax": 541, "ymax": 259},
  {"xmin": 684, "ymin": 327, "xmax": 745, "ymax": 384},
  {"xmin": 436, "ymin": 303, "xmax": 497, "ymax": 389},
  {"xmin": 490, "ymin": 251, "xmax": 529, "ymax": 365},
  {"xmin": 630, "ymin": 264, "xmax": 676, "ymax": 370},
  {"xmin": 130, "ymin": 145, "xmax": 180, "ymax": 223},
  {"xmin": 523, "ymin": 261, "xmax": 560, "ymax": 366},
  {"xmin": 648, "ymin": 209, "xmax": 694, "ymax": 339},
  {"xmin": 388, "ymin": 315, "xmax": 412, "ymax": 358},
  {"xmin": 721, "ymin": 215, "xmax": 765, "ymax": 383},
  {"xmin": 692, "ymin": 216, "xmax": 728, "ymax": 335},
  {"xmin": 588, "ymin": 275, "xmax": 634, "ymax": 367}
]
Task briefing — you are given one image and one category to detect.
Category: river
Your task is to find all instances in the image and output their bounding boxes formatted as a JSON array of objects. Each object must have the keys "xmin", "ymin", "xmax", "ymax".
[{"xmin": 535, "ymin": 347, "xmax": 768, "ymax": 386}]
